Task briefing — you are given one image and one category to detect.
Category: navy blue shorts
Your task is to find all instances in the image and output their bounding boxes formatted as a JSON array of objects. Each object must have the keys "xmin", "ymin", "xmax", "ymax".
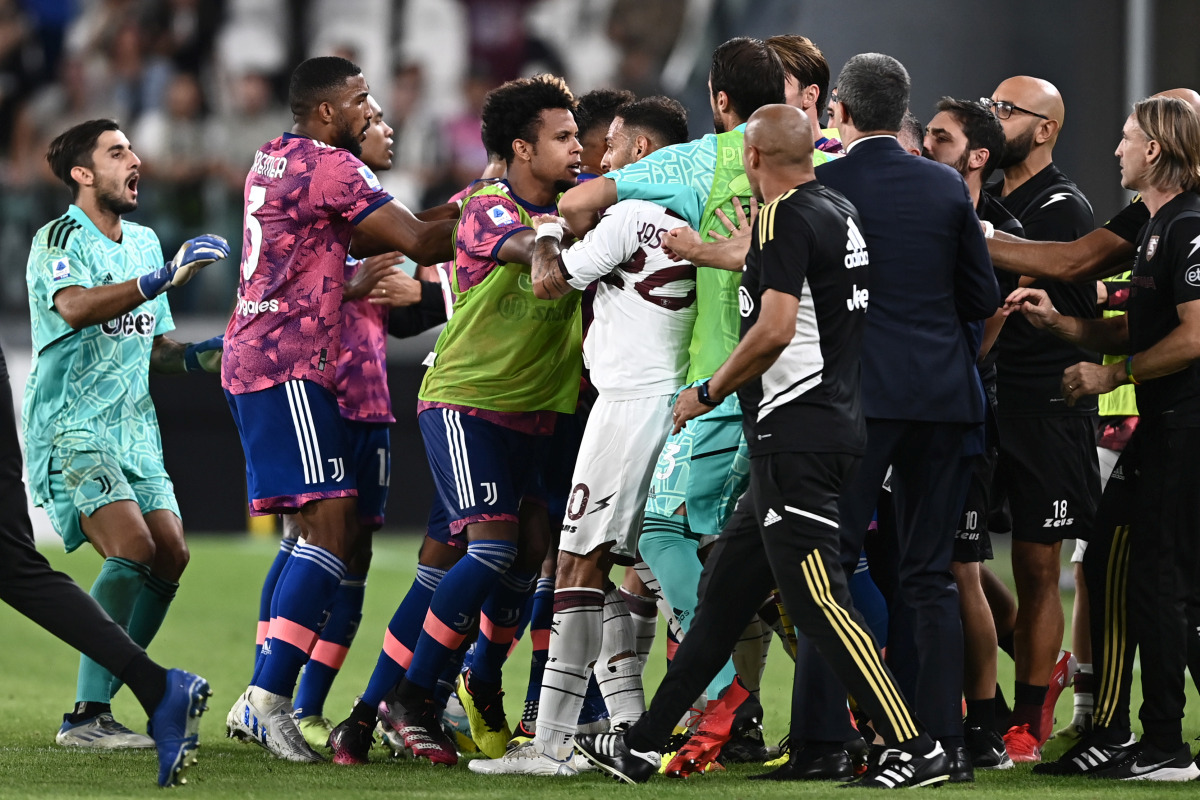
[
  {"xmin": 417, "ymin": 407, "xmax": 540, "ymax": 535},
  {"xmin": 346, "ymin": 420, "xmax": 389, "ymax": 526},
  {"xmin": 424, "ymin": 492, "xmax": 465, "ymax": 550},
  {"xmin": 226, "ymin": 380, "xmax": 356, "ymax": 515},
  {"xmin": 527, "ymin": 411, "xmax": 585, "ymax": 524}
]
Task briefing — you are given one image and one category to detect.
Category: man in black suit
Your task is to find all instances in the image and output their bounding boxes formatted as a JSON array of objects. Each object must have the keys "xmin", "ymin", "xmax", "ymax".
[{"xmin": 787, "ymin": 53, "xmax": 1000, "ymax": 782}]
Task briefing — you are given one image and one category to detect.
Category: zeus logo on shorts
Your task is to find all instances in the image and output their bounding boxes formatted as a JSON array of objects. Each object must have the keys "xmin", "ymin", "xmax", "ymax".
[{"xmin": 101, "ymin": 311, "xmax": 155, "ymax": 337}]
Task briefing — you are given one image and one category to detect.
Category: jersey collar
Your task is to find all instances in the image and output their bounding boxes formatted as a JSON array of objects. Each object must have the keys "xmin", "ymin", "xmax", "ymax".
[{"xmin": 67, "ymin": 204, "xmax": 123, "ymax": 250}]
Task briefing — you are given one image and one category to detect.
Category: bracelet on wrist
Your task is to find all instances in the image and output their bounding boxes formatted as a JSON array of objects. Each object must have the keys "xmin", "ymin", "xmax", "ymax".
[
  {"xmin": 697, "ymin": 380, "xmax": 721, "ymax": 407},
  {"xmin": 1125, "ymin": 355, "xmax": 1140, "ymax": 385}
]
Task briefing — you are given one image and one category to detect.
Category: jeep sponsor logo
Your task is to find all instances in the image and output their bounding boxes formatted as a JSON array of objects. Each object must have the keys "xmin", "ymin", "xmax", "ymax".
[{"xmin": 101, "ymin": 311, "xmax": 155, "ymax": 337}]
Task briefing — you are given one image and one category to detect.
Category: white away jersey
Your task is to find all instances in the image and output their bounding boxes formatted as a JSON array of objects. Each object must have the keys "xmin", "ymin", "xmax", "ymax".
[{"xmin": 562, "ymin": 199, "xmax": 697, "ymax": 398}]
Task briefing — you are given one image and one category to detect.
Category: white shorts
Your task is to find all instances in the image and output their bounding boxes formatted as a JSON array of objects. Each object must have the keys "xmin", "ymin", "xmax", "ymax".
[{"xmin": 559, "ymin": 393, "xmax": 674, "ymax": 562}]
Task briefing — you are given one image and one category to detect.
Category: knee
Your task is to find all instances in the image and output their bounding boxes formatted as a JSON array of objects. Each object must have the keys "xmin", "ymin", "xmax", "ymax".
[{"xmin": 153, "ymin": 533, "xmax": 189, "ymax": 581}]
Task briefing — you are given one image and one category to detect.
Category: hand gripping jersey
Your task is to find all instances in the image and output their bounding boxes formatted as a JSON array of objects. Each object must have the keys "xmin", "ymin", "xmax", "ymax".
[
  {"xmin": 561, "ymin": 199, "xmax": 697, "ymax": 398},
  {"xmin": 418, "ymin": 182, "xmax": 582, "ymax": 414},
  {"xmin": 22, "ymin": 205, "xmax": 174, "ymax": 506},
  {"xmin": 222, "ymin": 133, "xmax": 392, "ymax": 396}
]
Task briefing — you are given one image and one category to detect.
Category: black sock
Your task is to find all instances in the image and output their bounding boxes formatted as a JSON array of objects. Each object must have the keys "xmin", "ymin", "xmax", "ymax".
[
  {"xmin": 396, "ymin": 679, "xmax": 432, "ymax": 710},
  {"xmin": 120, "ymin": 652, "xmax": 168, "ymax": 717},
  {"xmin": 965, "ymin": 698, "xmax": 996, "ymax": 732},
  {"xmin": 348, "ymin": 698, "xmax": 376, "ymax": 727},
  {"xmin": 67, "ymin": 701, "xmax": 112, "ymax": 724},
  {"xmin": 993, "ymin": 684, "xmax": 1011, "ymax": 732},
  {"xmin": 997, "ymin": 632, "xmax": 1015, "ymax": 659}
]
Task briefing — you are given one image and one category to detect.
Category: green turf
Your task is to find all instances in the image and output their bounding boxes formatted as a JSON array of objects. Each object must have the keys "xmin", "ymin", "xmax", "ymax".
[{"xmin": 1, "ymin": 534, "xmax": 1196, "ymax": 797}]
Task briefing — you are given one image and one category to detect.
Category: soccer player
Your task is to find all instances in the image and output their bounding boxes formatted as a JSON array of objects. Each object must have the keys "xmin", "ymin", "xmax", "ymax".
[
  {"xmin": 222, "ymin": 56, "xmax": 455, "ymax": 763},
  {"xmin": 4, "ymin": 351, "xmax": 210, "ymax": 789},
  {"xmin": 554, "ymin": 39, "xmax": 784, "ymax": 770},
  {"xmin": 469, "ymin": 95, "xmax": 695, "ymax": 776},
  {"xmin": 574, "ymin": 88, "xmax": 635, "ymax": 178},
  {"xmin": 22, "ymin": 118, "xmax": 227, "ymax": 752},
  {"xmin": 1004, "ymin": 95, "xmax": 1200, "ymax": 781},
  {"xmin": 255, "ymin": 95, "xmax": 403, "ymax": 748},
  {"xmin": 576, "ymin": 103, "xmax": 948, "ymax": 789},
  {"xmin": 339, "ymin": 73, "xmax": 583, "ymax": 767},
  {"xmin": 982, "ymin": 76, "xmax": 1098, "ymax": 762},
  {"xmin": 922, "ymin": 97, "xmax": 1022, "ymax": 772}
]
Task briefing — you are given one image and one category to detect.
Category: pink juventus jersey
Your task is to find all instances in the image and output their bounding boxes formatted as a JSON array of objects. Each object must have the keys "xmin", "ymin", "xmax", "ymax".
[
  {"xmin": 337, "ymin": 258, "xmax": 393, "ymax": 423},
  {"xmin": 222, "ymin": 133, "xmax": 393, "ymax": 395}
]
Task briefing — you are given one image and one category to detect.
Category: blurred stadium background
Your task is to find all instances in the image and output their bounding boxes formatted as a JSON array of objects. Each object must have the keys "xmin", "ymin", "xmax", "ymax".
[{"xmin": 2, "ymin": 0, "xmax": 1198, "ymax": 536}]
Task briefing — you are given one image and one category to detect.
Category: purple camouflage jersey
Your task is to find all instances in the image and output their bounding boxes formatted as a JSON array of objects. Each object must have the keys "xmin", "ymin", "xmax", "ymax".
[
  {"xmin": 222, "ymin": 133, "xmax": 392, "ymax": 395},
  {"xmin": 337, "ymin": 257, "xmax": 393, "ymax": 423}
]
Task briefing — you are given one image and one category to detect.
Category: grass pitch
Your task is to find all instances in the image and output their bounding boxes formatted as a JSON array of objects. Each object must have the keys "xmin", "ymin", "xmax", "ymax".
[{"xmin": 1, "ymin": 534, "xmax": 1198, "ymax": 798}]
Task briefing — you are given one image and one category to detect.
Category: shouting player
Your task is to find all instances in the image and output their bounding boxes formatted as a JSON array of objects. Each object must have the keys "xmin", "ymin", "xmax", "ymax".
[
  {"xmin": 23, "ymin": 118, "xmax": 226, "ymax": 753},
  {"xmin": 223, "ymin": 56, "xmax": 454, "ymax": 763}
]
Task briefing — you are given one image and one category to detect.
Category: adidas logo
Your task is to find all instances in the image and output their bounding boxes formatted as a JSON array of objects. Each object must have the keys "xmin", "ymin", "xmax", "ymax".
[
  {"xmin": 844, "ymin": 218, "xmax": 869, "ymax": 268},
  {"xmin": 763, "ymin": 508, "xmax": 782, "ymax": 526},
  {"xmin": 1110, "ymin": 465, "xmax": 1124, "ymax": 481}
]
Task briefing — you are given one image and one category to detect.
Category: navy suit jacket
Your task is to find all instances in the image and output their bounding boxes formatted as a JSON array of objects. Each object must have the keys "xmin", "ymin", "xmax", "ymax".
[{"xmin": 815, "ymin": 136, "xmax": 999, "ymax": 424}]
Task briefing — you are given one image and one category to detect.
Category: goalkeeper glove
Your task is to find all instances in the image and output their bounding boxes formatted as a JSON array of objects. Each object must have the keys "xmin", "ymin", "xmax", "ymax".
[{"xmin": 137, "ymin": 234, "xmax": 230, "ymax": 300}]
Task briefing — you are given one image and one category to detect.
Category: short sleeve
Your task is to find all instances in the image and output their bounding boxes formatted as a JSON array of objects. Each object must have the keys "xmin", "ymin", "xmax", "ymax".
[
  {"xmin": 1169, "ymin": 214, "xmax": 1200, "ymax": 305},
  {"xmin": 1019, "ymin": 190, "xmax": 1093, "ymax": 242},
  {"xmin": 316, "ymin": 150, "xmax": 393, "ymax": 225},
  {"xmin": 561, "ymin": 204, "xmax": 639, "ymax": 289},
  {"xmin": 756, "ymin": 202, "xmax": 812, "ymax": 299},
  {"xmin": 30, "ymin": 239, "xmax": 92, "ymax": 311},
  {"xmin": 1104, "ymin": 199, "xmax": 1151, "ymax": 244},
  {"xmin": 607, "ymin": 137, "xmax": 713, "ymax": 228},
  {"xmin": 458, "ymin": 193, "xmax": 529, "ymax": 261}
]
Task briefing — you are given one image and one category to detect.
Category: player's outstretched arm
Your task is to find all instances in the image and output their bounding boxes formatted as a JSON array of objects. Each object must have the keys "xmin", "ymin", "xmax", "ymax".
[
  {"xmin": 988, "ymin": 227, "xmax": 1135, "ymax": 281},
  {"xmin": 352, "ymin": 199, "xmax": 456, "ymax": 265},
  {"xmin": 53, "ymin": 234, "xmax": 229, "ymax": 330},
  {"xmin": 557, "ymin": 177, "xmax": 617, "ymax": 238},
  {"xmin": 150, "ymin": 334, "xmax": 223, "ymax": 374}
]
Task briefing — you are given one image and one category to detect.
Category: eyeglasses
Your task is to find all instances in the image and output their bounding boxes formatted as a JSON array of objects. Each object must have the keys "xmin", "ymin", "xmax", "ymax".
[{"xmin": 979, "ymin": 97, "xmax": 1049, "ymax": 121}]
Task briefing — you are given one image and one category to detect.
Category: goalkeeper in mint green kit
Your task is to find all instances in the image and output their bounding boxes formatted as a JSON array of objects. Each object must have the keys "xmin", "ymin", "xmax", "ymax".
[{"xmin": 24, "ymin": 119, "xmax": 228, "ymax": 750}]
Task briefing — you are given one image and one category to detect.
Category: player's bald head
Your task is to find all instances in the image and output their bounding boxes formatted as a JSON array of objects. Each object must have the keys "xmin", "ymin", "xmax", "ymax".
[
  {"xmin": 1153, "ymin": 88, "xmax": 1200, "ymax": 117},
  {"xmin": 745, "ymin": 104, "xmax": 814, "ymax": 167},
  {"xmin": 993, "ymin": 75, "xmax": 1065, "ymax": 126}
]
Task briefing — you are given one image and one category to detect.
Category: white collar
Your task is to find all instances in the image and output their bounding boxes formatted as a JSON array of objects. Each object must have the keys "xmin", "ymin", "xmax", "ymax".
[{"xmin": 845, "ymin": 134, "xmax": 898, "ymax": 153}]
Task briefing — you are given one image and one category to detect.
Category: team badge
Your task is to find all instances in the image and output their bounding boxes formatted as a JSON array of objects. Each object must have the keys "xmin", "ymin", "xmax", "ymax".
[
  {"xmin": 488, "ymin": 205, "xmax": 516, "ymax": 226},
  {"xmin": 52, "ymin": 257, "xmax": 70, "ymax": 282},
  {"xmin": 1146, "ymin": 235, "xmax": 1159, "ymax": 260},
  {"xmin": 357, "ymin": 165, "xmax": 382, "ymax": 191}
]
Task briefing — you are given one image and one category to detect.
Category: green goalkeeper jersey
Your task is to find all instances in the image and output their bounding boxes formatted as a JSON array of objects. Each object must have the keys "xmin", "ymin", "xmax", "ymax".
[
  {"xmin": 607, "ymin": 125, "xmax": 836, "ymax": 382},
  {"xmin": 22, "ymin": 204, "xmax": 174, "ymax": 506}
]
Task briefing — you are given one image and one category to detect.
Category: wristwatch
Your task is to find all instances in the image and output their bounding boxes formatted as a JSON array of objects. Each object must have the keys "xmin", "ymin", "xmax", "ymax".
[{"xmin": 696, "ymin": 380, "xmax": 721, "ymax": 407}]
